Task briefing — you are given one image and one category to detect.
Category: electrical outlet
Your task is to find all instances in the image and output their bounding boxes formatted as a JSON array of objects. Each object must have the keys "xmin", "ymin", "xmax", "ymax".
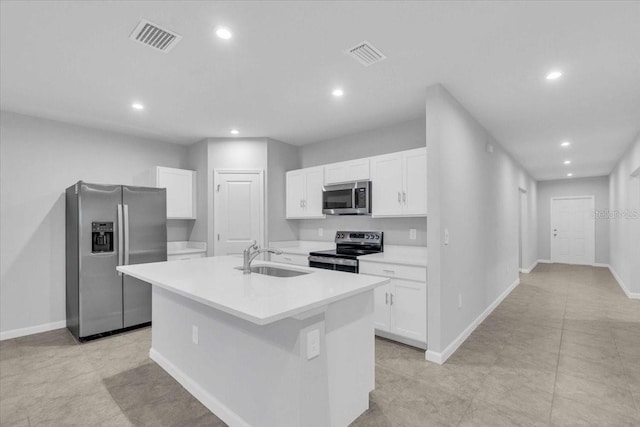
[
  {"xmin": 318, "ymin": 227, "xmax": 323, "ymax": 237},
  {"xmin": 458, "ymin": 293, "xmax": 462, "ymax": 309},
  {"xmin": 307, "ymin": 329, "xmax": 320, "ymax": 360},
  {"xmin": 192, "ymin": 325, "xmax": 199, "ymax": 344},
  {"xmin": 444, "ymin": 229, "xmax": 449, "ymax": 245},
  {"xmin": 409, "ymin": 229, "xmax": 417, "ymax": 240}
]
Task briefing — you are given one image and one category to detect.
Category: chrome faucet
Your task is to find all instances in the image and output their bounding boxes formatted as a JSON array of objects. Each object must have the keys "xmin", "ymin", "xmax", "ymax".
[{"xmin": 242, "ymin": 241, "xmax": 283, "ymax": 274}]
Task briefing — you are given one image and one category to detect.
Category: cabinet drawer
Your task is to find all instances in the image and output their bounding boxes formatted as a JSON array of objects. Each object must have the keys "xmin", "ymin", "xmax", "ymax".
[
  {"xmin": 270, "ymin": 253, "xmax": 309, "ymax": 266},
  {"xmin": 168, "ymin": 252, "xmax": 205, "ymax": 261},
  {"xmin": 359, "ymin": 261, "xmax": 426, "ymax": 282}
]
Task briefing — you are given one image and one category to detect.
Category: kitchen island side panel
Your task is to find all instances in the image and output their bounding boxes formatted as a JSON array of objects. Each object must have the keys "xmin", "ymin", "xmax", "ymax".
[{"xmin": 149, "ymin": 286, "xmax": 374, "ymax": 427}]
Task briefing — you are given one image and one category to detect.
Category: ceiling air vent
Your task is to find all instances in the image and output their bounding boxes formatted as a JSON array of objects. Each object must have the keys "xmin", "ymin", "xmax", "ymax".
[
  {"xmin": 129, "ymin": 19, "xmax": 182, "ymax": 53},
  {"xmin": 346, "ymin": 41, "xmax": 386, "ymax": 67}
]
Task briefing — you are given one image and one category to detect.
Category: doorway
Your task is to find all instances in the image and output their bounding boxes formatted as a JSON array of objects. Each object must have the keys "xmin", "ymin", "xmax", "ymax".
[
  {"xmin": 213, "ymin": 170, "xmax": 264, "ymax": 255},
  {"xmin": 519, "ymin": 188, "xmax": 528, "ymax": 272},
  {"xmin": 630, "ymin": 167, "xmax": 640, "ymax": 292},
  {"xmin": 550, "ymin": 196, "xmax": 595, "ymax": 265}
]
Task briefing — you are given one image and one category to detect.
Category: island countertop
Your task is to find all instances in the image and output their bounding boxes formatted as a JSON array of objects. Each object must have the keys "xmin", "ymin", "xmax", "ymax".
[{"xmin": 117, "ymin": 255, "xmax": 388, "ymax": 325}]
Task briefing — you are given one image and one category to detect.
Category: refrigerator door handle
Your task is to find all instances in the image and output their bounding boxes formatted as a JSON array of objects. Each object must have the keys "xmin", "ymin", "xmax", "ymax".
[
  {"xmin": 117, "ymin": 204, "xmax": 124, "ymax": 276},
  {"xmin": 123, "ymin": 204, "xmax": 130, "ymax": 265}
]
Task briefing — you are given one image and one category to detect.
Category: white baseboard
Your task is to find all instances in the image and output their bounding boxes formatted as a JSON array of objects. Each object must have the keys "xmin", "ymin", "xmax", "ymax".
[
  {"xmin": 537, "ymin": 259, "xmax": 552, "ymax": 264},
  {"xmin": 425, "ymin": 277, "xmax": 520, "ymax": 365},
  {"xmin": 0, "ymin": 320, "xmax": 67, "ymax": 341},
  {"xmin": 592, "ymin": 263, "xmax": 610, "ymax": 268},
  {"xmin": 520, "ymin": 260, "xmax": 539, "ymax": 274},
  {"xmin": 149, "ymin": 348, "xmax": 251, "ymax": 427},
  {"xmin": 608, "ymin": 266, "xmax": 640, "ymax": 300}
]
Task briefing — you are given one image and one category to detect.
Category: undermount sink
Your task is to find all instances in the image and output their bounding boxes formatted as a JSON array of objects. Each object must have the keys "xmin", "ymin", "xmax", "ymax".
[{"xmin": 235, "ymin": 265, "xmax": 311, "ymax": 277}]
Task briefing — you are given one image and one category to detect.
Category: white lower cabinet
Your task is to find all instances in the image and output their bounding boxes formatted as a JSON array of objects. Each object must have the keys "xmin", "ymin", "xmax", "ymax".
[
  {"xmin": 361, "ymin": 261, "xmax": 427, "ymax": 347},
  {"xmin": 269, "ymin": 252, "xmax": 309, "ymax": 266}
]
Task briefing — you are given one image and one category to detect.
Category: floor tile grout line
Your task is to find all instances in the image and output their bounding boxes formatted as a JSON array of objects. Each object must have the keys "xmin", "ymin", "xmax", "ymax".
[
  {"xmin": 547, "ymin": 293, "xmax": 568, "ymax": 427},
  {"xmin": 610, "ymin": 327, "xmax": 640, "ymax": 416}
]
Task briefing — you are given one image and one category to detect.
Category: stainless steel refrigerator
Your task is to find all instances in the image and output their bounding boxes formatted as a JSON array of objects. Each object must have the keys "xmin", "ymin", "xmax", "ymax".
[{"xmin": 65, "ymin": 181, "xmax": 167, "ymax": 341}]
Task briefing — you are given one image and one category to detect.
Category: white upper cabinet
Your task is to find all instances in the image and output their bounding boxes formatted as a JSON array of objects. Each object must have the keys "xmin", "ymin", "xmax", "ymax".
[
  {"xmin": 403, "ymin": 148, "xmax": 428, "ymax": 215},
  {"xmin": 370, "ymin": 148, "xmax": 427, "ymax": 217},
  {"xmin": 154, "ymin": 166, "xmax": 196, "ymax": 219},
  {"xmin": 286, "ymin": 166, "xmax": 326, "ymax": 219},
  {"xmin": 323, "ymin": 158, "xmax": 370, "ymax": 185}
]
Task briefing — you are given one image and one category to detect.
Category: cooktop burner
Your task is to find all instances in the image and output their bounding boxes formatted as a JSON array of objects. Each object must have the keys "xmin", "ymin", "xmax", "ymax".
[{"xmin": 309, "ymin": 231, "xmax": 383, "ymax": 260}]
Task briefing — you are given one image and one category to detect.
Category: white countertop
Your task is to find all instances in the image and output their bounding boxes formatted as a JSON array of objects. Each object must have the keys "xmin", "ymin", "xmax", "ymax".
[
  {"xmin": 167, "ymin": 241, "xmax": 207, "ymax": 256},
  {"xmin": 268, "ymin": 240, "xmax": 335, "ymax": 255},
  {"xmin": 117, "ymin": 255, "xmax": 388, "ymax": 325},
  {"xmin": 359, "ymin": 245, "xmax": 427, "ymax": 267}
]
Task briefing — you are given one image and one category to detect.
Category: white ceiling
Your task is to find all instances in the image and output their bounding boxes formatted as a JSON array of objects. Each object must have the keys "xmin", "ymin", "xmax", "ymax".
[{"xmin": 1, "ymin": 1, "xmax": 639, "ymax": 180}]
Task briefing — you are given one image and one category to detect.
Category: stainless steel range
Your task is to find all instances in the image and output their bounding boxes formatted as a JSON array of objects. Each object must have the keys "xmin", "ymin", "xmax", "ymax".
[{"xmin": 308, "ymin": 231, "xmax": 383, "ymax": 273}]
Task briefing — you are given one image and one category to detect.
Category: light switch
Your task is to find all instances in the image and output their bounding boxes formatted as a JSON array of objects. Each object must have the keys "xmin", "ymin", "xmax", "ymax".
[
  {"xmin": 409, "ymin": 229, "xmax": 417, "ymax": 240},
  {"xmin": 444, "ymin": 229, "xmax": 449, "ymax": 245},
  {"xmin": 318, "ymin": 227, "xmax": 323, "ymax": 237},
  {"xmin": 192, "ymin": 325, "xmax": 199, "ymax": 344},
  {"xmin": 307, "ymin": 329, "xmax": 320, "ymax": 360}
]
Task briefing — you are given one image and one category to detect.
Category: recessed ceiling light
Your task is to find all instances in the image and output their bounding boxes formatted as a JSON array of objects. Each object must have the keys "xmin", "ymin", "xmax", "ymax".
[
  {"xmin": 332, "ymin": 88, "xmax": 344, "ymax": 97},
  {"xmin": 564, "ymin": 160, "xmax": 571, "ymax": 165},
  {"xmin": 561, "ymin": 141, "xmax": 571, "ymax": 147},
  {"xmin": 216, "ymin": 27, "xmax": 232, "ymax": 40},
  {"xmin": 230, "ymin": 129, "xmax": 239, "ymax": 135},
  {"xmin": 567, "ymin": 173, "xmax": 573, "ymax": 177},
  {"xmin": 546, "ymin": 70, "xmax": 563, "ymax": 80},
  {"xmin": 131, "ymin": 103, "xmax": 144, "ymax": 110}
]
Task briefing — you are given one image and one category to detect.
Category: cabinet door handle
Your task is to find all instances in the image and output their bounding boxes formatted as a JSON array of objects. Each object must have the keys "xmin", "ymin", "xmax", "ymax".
[
  {"xmin": 383, "ymin": 269, "xmax": 396, "ymax": 274},
  {"xmin": 402, "ymin": 191, "xmax": 407, "ymax": 203},
  {"xmin": 398, "ymin": 192, "xmax": 401, "ymax": 203},
  {"xmin": 390, "ymin": 293, "xmax": 394, "ymax": 305},
  {"xmin": 284, "ymin": 257, "xmax": 292, "ymax": 261},
  {"xmin": 385, "ymin": 292, "xmax": 389, "ymax": 304},
  {"xmin": 300, "ymin": 200, "xmax": 303, "ymax": 208}
]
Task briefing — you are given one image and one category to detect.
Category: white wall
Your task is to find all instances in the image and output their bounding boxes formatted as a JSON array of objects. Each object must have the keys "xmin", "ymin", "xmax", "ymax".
[
  {"xmin": 536, "ymin": 176, "xmax": 609, "ymax": 264},
  {"xmin": 186, "ymin": 139, "xmax": 209, "ymax": 245},
  {"xmin": 267, "ymin": 139, "xmax": 300, "ymax": 243},
  {"xmin": 425, "ymin": 85, "xmax": 537, "ymax": 361},
  {"xmin": 299, "ymin": 117, "xmax": 425, "ymax": 168},
  {"xmin": 609, "ymin": 134, "xmax": 640, "ymax": 296},
  {"xmin": 297, "ymin": 117, "xmax": 428, "ymax": 246},
  {"xmin": 0, "ymin": 111, "xmax": 189, "ymax": 336}
]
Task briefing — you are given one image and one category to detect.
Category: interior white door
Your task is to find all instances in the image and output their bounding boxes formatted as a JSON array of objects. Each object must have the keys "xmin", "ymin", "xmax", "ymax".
[
  {"xmin": 550, "ymin": 197, "xmax": 595, "ymax": 265},
  {"xmin": 629, "ymin": 172, "xmax": 640, "ymax": 292},
  {"xmin": 519, "ymin": 189, "xmax": 528, "ymax": 270},
  {"xmin": 214, "ymin": 171, "xmax": 264, "ymax": 255}
]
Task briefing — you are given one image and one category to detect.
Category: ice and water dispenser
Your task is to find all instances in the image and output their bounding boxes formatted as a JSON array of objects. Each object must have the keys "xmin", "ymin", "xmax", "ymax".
[{"xmin": 91, "ymin": 222, "xmax": 114, "ymax": 253}]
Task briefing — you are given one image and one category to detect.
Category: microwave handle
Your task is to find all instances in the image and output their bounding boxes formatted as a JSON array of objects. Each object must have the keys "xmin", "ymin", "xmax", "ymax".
[{"xmin": 352, "ymin": 187, "xmax": 357, "ymax": 209}]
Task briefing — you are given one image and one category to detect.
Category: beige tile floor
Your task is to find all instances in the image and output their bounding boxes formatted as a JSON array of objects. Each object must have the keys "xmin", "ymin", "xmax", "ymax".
[{"xmin": 1, "ymin": 264, "xmax": 639, "ymax": 426}]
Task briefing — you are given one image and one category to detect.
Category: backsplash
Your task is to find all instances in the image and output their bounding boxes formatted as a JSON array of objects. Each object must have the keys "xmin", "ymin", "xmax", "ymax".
[{"xmin": 297, "ymin": 216, "xmax": 426, "ymax": 246}]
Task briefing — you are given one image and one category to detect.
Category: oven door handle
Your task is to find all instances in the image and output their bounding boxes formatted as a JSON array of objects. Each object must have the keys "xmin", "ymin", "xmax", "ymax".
[{"xmin": 308, "ymin": 256, "xmax": 358, "ymax": 267}]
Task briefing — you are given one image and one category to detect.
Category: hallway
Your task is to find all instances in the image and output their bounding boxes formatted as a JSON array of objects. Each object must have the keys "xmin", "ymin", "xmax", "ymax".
[{"xmin": 357, "ymin": 264, "xmax": 640, "ymax": 426}]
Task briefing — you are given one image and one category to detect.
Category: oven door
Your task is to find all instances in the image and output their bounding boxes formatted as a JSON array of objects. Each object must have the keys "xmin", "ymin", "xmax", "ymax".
[
  {"xmin": 322, "ymin": 181, "xmax": 371, "ymax": 215},
  {"xmin": 308, "ymin": 255, "xmax": 358, "ymax": 273}
]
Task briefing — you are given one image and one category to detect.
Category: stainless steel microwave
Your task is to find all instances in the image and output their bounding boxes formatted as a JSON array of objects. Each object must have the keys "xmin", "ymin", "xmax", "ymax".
[{"xmin": 322, "ymin": 181, "xmax": 372, "ymax": 215}]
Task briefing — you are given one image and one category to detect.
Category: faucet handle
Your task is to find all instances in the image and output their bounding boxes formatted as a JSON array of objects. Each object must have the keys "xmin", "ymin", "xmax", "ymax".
[{"xmin": 245, "ymin": 240, "xmax": 258, "ymax": 251}]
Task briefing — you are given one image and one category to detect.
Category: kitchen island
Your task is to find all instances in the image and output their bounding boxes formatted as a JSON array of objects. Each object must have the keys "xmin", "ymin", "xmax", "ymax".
[{"xmin": 117, "ymin": 256, "xmax": 388, "ymax": 427}]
